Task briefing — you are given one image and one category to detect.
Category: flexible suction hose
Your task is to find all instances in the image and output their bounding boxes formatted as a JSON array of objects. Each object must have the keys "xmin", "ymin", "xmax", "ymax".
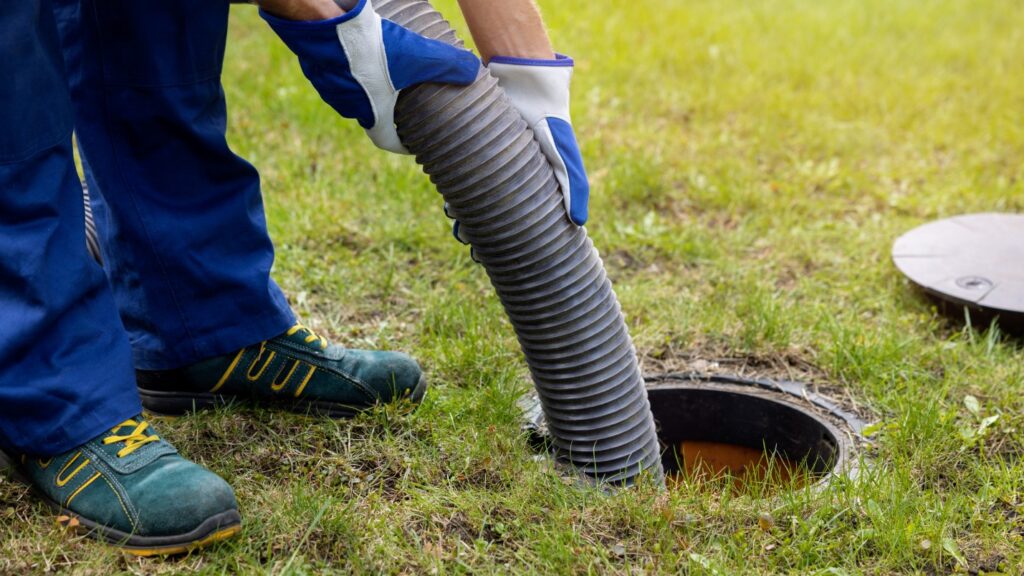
[{"xmin": 377, "ymin": 0, "xmax": 664, "ymax": 485}]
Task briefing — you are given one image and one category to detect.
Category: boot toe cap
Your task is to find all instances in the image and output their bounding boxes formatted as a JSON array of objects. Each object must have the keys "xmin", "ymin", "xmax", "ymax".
[
  {"xmin": 359, "ymin": 351, "xmax": 425, "ymax": 403},
  {"xmin": 130, "ymin": 457, "xmax": 239, "ymax": 538}
]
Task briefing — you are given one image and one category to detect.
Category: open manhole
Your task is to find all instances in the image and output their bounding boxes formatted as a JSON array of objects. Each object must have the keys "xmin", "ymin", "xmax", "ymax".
[{"xmin": 521, "ymin": 374, "xmax": 867, "ymax": 490}]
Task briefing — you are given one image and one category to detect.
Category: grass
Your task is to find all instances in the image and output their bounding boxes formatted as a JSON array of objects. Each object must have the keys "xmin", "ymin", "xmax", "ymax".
[{"xmin": 3, "ymin": 0, "xmax": 1024, "ymax": 573}]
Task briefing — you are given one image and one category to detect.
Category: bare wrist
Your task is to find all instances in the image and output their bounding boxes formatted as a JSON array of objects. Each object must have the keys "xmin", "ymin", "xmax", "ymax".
[{"xmin": 258, "ymin": 0, "xmax": 345, "ymax": 21}]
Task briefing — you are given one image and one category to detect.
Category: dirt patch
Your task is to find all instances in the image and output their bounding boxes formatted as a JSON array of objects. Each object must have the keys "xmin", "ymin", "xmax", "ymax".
[
  {"xmin": 604, "ymin": 248, "xmax": 687, "ymax": 279},
  {"xmin": 642, "ymin": 345, "xmax": 829, "ymax": 385},
  {"xmin": 639, "ymin": 343, "xmax": 878, "ymax": 431}
]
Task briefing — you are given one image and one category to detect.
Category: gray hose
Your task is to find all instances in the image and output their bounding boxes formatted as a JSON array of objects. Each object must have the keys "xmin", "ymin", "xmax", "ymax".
[{"xmin": 376, "ymin": 0, "xmax": 664, "ymax": 485}]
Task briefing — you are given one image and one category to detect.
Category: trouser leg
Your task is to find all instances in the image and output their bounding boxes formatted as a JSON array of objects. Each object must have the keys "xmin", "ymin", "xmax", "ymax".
[
  {"xmin": 0, "ymin": 0, "xmax": 140, "ymax": 455},
  {"xmin": 53, "ymin": 0, "xmax": 294, "ymax": 371}
]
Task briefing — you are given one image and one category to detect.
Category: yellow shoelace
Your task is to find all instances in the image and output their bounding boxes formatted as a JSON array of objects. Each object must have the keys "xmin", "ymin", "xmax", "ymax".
[
  {"xmin": 287, "ymin": 322, "xmax": 328, "ymax": 350},
  {"xmin": 102, "ymin": 419, "xmax": 160, "ymax": 458}
]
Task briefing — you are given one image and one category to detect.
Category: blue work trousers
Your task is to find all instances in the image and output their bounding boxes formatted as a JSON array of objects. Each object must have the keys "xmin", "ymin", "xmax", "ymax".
[{"xmin": 1, "ymin": 0, "xmax": 293, "ymax": 455}]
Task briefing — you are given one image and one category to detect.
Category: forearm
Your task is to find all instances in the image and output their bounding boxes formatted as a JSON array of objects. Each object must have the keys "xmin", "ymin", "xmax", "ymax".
[
  {"xmin": 255, "ymin": 0, "xmax": 350, "ymax": 20},
  {"xmin": 257, "ymin": 0, "xmax": 554, "ymax": 64},
  {"xmin": 456, "ymin": 0, "xmax": 554, "ymax": 63}
]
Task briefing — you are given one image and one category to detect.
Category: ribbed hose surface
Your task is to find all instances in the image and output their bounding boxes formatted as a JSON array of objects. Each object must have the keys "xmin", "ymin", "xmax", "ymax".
[{"xmin": 377, "ymin": 0, "xmax": 664, "ymax": 485}]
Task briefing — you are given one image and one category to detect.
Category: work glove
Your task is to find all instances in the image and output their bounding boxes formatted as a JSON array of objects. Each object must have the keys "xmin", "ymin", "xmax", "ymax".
[
  {"xmin": 489, "ymin": 54, "xmax": 590, "ymax": 226},
  {"xmin": 261, "ymin": 0, "xmax": 480, "ymax": 154},
  {"xmin": 447, "ymin": 53, "xmax": 590, "ymax": 254}
]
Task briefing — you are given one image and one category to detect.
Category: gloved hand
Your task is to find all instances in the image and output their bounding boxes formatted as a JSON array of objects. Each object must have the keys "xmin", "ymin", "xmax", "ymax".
[
  {"xmin": 262, "ymin": 0, "xmax": 480, "ymax": 154},
  {"xmin": 489, "ymin": 54, "xmax": 590, "ymax": 226},
  {"xmin": 447, "ymin": 53, "xmax": 590, "ymax": 250}
]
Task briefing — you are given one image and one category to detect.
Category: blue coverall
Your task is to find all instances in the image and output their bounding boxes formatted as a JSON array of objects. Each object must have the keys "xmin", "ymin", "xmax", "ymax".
[{"xmin": 1, "ymin": 0, "xmax": 294, "ymax": 455}]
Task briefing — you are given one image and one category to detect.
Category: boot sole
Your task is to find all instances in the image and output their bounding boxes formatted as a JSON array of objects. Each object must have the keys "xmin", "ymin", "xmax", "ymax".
[
  {"xmin": 54, "ymin": 507, "xmax": 242, "ymax": 557},
  {"xmin": 138, "ymin": 374, "xmax": 428, "ymax": 419},
  {"xmin": 2, "ymin": 454, "xmax": 241, "ymax": 556}
]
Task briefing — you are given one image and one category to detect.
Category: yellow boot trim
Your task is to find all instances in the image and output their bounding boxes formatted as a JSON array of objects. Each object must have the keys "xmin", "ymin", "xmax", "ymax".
[
  {"xmin": 64, "ymin": 472, "xmax": 102, "ymax": 507},
  {"xmin": 294, "ymin": 366, "xmax": 316, "ymax": 398},
  {"xmin": 210, "ymin": 349, "xmax": 246, "ymax": 393},
  {"xmin": 246, "ymin": 346, "xmax": 276, "ymax": 381},
  {"xmin": 271, "ymin": 360, "xmax": 301, "ymax": 392},
  {"xmin": 55, "ymin": 453, "xmax": 90, "ymax": 487}
]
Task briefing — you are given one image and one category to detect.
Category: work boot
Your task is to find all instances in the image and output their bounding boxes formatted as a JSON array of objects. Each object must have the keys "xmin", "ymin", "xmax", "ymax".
[
  {"xmin": 5, "ymin": 418, "xmax": 241, "ymax": 556},
  {"xmin": 137, "ymin": 323, "xmax": 426, "ymax": 418}
]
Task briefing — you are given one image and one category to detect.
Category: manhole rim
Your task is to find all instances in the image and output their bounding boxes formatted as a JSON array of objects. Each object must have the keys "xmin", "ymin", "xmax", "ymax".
[
  {"xmin": 644, "ymin": 377, "xmax": 864, "ymax": 489},
  {"xmin": 521, "ymin": 373, "xmax": 871, "ymax": 490}
]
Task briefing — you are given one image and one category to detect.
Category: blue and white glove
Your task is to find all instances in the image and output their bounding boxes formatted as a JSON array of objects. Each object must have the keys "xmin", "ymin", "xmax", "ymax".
[
  {"xmin": 447, "ymin": 53, "xmax": 590, "ymax": 252},
  {"xmin": 261, "ymin": 0, "xmax": 480, "ymax": 154},
  {"xmin": 489, "ymin": 54, "xmax": 590, "ymax": 226}
]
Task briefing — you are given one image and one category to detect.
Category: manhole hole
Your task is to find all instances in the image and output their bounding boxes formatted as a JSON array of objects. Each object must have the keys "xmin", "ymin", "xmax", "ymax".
[{"xmin": 521, "ymin": 374, "xmax": 867, "ymax": 490}]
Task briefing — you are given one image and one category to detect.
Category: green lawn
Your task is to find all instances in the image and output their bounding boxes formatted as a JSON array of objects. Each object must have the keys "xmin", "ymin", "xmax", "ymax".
[{"xmin": 4, "ymin": 0, "xmax": 1024, "ymax": 573}]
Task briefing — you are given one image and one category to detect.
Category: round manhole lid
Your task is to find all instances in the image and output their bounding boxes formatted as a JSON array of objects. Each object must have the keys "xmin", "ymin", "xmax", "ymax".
[{"xmin": 892, "ymin": 213, "xmax": 1024, "ymax": 324}]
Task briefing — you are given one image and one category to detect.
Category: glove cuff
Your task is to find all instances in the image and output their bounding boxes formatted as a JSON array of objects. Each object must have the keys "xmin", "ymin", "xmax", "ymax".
[{"xmin": 488, "ymin": 53, "xmax": 575, "ymax": 68}]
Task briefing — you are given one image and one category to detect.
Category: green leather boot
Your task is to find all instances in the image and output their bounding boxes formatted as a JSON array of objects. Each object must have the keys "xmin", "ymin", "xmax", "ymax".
[
  {"xmin": 5, "ymin": 418, "xmax": 241, "ymax": 556},
  {"xmin": 137, "ymin": 323, "xmax": 426, "ymax": 418}
]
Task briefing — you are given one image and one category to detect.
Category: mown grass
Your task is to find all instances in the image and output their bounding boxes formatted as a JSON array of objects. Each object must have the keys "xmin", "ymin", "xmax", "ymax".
[{"xmin": 3, "ymin": 0, "xmax": 1024, "ymax": 573}]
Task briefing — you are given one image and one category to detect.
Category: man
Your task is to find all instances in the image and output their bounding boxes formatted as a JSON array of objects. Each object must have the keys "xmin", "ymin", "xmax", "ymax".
[{"xmin": 0, "ymin": 0, "xmax": 589, "ymax": 555}]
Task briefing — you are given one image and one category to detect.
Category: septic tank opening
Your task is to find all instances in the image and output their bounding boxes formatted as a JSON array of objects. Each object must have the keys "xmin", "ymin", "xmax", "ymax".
[
  {"xmin": 521, "ymin": 373, "xmax": 865, "ymax": 490},
  {"xmin": 648, "ymin": 383, "xmax": 844, "ymax": 491}
]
